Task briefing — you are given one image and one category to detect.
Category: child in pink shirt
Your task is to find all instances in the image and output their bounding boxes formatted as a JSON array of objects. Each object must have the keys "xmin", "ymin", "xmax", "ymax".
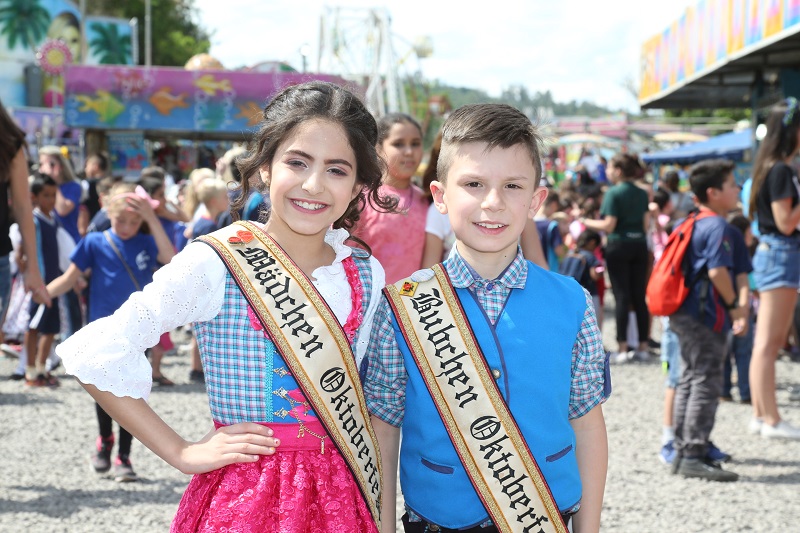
[{"xmin": 355, "ymin": 113, "xmax": 426, "ymax": 283}]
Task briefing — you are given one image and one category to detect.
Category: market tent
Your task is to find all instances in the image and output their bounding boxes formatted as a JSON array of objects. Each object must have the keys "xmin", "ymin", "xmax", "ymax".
[{"xmin": 641, "ymin": 128, "xmax": 752, "ymax": 165}]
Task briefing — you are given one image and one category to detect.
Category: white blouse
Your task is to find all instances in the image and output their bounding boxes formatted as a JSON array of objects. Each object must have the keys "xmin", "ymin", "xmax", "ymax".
[{"xmin": 56, "ymin": 227, "xmax": 386, "ymax": 400}]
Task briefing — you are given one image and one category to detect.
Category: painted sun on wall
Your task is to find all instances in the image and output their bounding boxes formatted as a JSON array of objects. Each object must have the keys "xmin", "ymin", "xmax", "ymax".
[{"xmin": 0, "ymin": 0, "xmax": 132, "ymax": 108}]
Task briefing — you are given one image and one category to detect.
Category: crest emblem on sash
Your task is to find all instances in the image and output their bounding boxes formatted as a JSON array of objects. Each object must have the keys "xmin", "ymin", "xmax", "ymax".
[{"xmin": 399, "ymin": 280, "xmax": 419, "ymax": 297}]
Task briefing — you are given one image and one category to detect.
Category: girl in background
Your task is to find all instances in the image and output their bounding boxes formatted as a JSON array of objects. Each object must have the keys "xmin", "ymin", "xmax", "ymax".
[
  {"xmin": 747, "ymin": 97, "xmax": 800, "ymax": 439},
  {"xmin": 356, "ymin": 113, "xmax": 426, "ymax": 283}
]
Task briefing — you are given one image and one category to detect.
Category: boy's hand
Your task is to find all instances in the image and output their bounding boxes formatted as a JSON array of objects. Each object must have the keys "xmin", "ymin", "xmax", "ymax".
[
  {"xmin": 729, "ymin": 306, "xmax": 748, "ymax": 323},
  {"xmin": 175, "ymin": 422, "xmax": 280, "ymax": 475},
  {"xmin": 732, "ymin": 316, "xmax": 748, "ymax": 337}
]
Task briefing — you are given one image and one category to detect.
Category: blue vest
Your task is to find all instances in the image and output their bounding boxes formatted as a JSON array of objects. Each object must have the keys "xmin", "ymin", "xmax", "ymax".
[{"xmin": 394, "ymin": 263, "xmax": 587, "ymax": 528}]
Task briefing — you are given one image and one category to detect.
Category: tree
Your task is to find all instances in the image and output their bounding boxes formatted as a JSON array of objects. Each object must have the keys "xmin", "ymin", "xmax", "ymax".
[
  {"xmin": 86, "ymin": 0, "xmax": 211, "ymax": 67},
  {"xmin": 88, "ymin": 22, "xmax": 131, "ymax": 64},
  {"xmin": 0, "ymin": 0, "xmax": 50, "ymax": 51}
]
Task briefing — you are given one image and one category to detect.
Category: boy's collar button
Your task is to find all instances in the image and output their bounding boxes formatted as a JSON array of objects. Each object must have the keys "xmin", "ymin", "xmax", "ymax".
[{"xmin": 486, "ymin": 283, "xmax": 495, "ymax": 291}]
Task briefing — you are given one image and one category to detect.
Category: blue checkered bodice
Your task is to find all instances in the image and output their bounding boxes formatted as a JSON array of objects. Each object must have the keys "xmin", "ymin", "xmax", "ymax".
[{"xmin": 194, "ymin": 252, "xmax": 373, "ymax": 425}]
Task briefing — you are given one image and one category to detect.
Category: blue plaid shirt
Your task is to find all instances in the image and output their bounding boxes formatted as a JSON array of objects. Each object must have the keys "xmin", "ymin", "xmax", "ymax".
[{"xmin": 364, "ymin": 246, "xmax": 608, "ymax": 428}]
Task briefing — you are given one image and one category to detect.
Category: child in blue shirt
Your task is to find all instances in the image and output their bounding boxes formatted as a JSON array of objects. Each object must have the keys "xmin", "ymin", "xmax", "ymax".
[
  {"xmin": 47, "ymin": 182, "xmax": 174, "ymax": 482},
  {"xmin": 24, "ymin": 175, "xmax": 71, "ymax": 387},
  {"xmin": 191, "ymin": 179, "xmax": 230, "ymax": 239},
  {"xmin": 365, "ymin": 104, "xmax": 609, "ymax": 532},
  {"xmin": 669, "ymin": 159, "xmax": 751, "ymax": 482}
]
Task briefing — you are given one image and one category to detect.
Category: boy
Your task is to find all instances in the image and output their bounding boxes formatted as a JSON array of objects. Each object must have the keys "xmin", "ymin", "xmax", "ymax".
[
  {"xmin": 366, "ymin": 104, "xmax": 609, "ymax": 533},
  {"xmin": 559, "ymin": 229, "xmax": 602, "ymax": 312},
  {"xmin": 534, "ymin": 191, "xmax": 567, "ymax": 271},
  {"xmin": 191, "ymin": 179, "xmax": 230, "ymax": 239},
  {"xmin": 669, "ymin": 159, "xmax": 751, "ymax": 482},
  {"xmin": 25, "ymin": 175, "xmax": 72, "ymax": 387}
]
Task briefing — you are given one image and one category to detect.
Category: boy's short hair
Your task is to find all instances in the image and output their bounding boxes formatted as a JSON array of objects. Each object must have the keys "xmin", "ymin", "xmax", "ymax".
[
  {"xmin": 30, "ymin": 174, "xmax": 57, "ymax": 196},
  {"xmin": 436, "ymin": 104, "xmax": 545, "ymax": 185},
  {"xmin": 689, "ymin": 159, "xmax": 735, "ymax": 203},
  {"xmin": 727, "ymin": 213, "xmax": 751, "ymax": 235},
  {"xmin": 653, "ymin": 188, "xmax": 671, "ymax": 210},
  {"xmin": 140, "ymin": 166, "xmax": 166, "ymax": 182},
  {"xmin": 96, "ymin": 175, "xmax": 122, "ymax": 196},
  {"xmin": 196, "ymin": 178, "xmax": 228, "ymax": 204},
  {"xmin": 577, "ymin": 229, "xmax": 601, "ymax": 249},
  {"xmin": 87, "ymin": 152, "xmax": 109, "ymax": 172}
]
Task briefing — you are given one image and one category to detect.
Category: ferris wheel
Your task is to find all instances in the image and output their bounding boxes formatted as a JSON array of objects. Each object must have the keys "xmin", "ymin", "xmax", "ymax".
[{"xmin": 317, "ymin": 6, "xmax": 432, "ymax": 117}]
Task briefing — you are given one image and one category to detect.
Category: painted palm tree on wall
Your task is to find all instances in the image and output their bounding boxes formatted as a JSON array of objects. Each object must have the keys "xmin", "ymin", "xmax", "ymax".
[
  {"xmin": 0, "ymin": 0, "xmax": 51, "ymax": 51},
  {"xmin": 88, "ymin": 21, "xmax": 131, "ymax": 64}
]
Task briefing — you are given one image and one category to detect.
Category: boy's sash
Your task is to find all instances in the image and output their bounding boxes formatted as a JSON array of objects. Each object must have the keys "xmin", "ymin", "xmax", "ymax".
[
  {"xmin": 385, "ymin": 265, "xmax": 568, "ymax": 533},
  {"xmin": 198, "ymin": 221, "xmax": 382, "ymax": 528}
]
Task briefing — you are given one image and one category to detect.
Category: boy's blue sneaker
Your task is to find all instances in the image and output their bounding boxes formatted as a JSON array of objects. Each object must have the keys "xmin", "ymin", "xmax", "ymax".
[
  {"xmin": 706, "ymin": 442, "xmax": 731, "ymax": 463},
  {"xmin": 659, "ymin": 441, "xmax": 676, "ymax": 465}
]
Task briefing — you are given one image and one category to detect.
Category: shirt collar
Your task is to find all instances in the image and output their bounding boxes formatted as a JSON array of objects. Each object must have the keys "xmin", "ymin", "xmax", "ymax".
[{"xmin": 443, "ymin": 244, "xmax": 528, "ymax": 290}]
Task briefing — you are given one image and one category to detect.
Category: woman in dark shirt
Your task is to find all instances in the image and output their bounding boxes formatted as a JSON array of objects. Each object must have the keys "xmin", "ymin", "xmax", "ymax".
[
  {"xmin": 0, "ymin": 100, "xmax": 49, "ymax": 327},
  {"xmin": 582, "ymin": 153, "xmax": 650, "ymax": 361},
  {"xmin": 748, "ymin": 97, "xmax": 800, "ymax": 439}
]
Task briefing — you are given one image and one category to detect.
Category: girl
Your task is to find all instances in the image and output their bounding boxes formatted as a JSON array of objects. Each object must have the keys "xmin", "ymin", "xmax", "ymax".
[
  {"xmin": 47, "ymin": 182, "xmax": 175, "ymax": 480},
  {"xmin": 55, "ymin": 82, "xmax": 397, "ymax": 532},
  {"xmin": 355, "ymin": 112, "xmax": 426, "ymax": 283},
  {"xmin": 747, "ymin": 97, "xmax": 800, "ymax": 439},
  {"xmin": 1, "ymin": 100, "xmax": 49, "ymax": 346}
]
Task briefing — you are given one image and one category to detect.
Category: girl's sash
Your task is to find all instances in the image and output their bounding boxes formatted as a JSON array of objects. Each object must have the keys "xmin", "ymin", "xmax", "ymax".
[
  {"xmin": 385, "ymin": 264, "xmax": 568, "ymax": 533},
  {"xmin": 198, "ymin": 221, "xmax": 382, "ymax": 528}
]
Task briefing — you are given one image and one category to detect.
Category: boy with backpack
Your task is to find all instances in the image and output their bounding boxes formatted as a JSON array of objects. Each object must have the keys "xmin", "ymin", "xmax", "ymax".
[
  {"xmin": 651, "ymin": 159, "xmax": 751, "ymax": 482},
  {"xmin": 560, "ymin": 229, "xmax": 603, "ymax": 313}
]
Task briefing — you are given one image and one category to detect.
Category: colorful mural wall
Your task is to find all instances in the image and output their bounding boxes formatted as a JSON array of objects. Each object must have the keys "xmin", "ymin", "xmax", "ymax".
[
  {"xmin": 63, "ymin": 65, "xmax": 354, "ymax": 134},
  {"xmin": 639, "ymin": 0, "xmax": 800, "ymax": 103},
  {"xmin": 0, "ymin": 0, "xmax": 133, "ymax": 108}
]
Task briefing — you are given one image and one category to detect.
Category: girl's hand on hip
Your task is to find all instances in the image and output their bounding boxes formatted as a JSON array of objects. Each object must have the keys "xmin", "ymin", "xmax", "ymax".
[{"xmin": 176, "ymin": 423, "xmax": 280, "ymax": 475}]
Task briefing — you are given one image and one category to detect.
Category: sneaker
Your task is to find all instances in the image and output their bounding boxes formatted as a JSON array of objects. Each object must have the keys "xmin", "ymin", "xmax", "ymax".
[
  {"xmin": 659, "ymin": 441, "xmax": 676, "ymax": 465},
  {"xmin": 760, "ymin": 420, "xmax": 800, "ymax": 440},
  {"xmin": 677, "ymin": 457, "xmax": 739, "ymax": 482},
  {"xmin": 9, "ymin": 372, "xmax": 24, "ymax": 381},
  {"xmin": 610, "ymin": 350, "xmax": 635, "ymax": 364},
  {"xmin": 91, "ymin": 436, "xmax": 114, "ymax": 473},
  {"xmin": 706, "ymin": 442, "xmax": 731, "ymax": 463},
  {"xmin": 113, "ymin": 455, "xmax": 138, "ymax": 482},
  {"xmin": 748, "ymin": 417, "xmax": 763, "ymax": 435},
  {"xmin": 189, "ymin": 369, "xmax": 205, "ymax": 383},
  {"xmin": 633, "ymin": 350, "xmax": 651, "ymax": 362}
]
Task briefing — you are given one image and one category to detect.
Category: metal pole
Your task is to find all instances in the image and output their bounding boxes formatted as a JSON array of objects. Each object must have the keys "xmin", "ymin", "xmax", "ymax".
[
  {"xmin": 79, "ymin": 0, "xmax": 86, "ymax": 63},
  {"xmin": 145, "ymin": 0, "xmax": 152, "ymax": 66}
]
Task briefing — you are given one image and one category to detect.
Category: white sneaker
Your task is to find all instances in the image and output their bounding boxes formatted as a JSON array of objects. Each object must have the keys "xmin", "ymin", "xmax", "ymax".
[
  {"xmin": 760, "ymin": 420, "xmax": 800, "ymax": 439},
  {"xmin": 634, "ymin": 350, "xmax": 651, "ymax": 362},
  {"xmin": 748, "ymin": 417, "xmax": 763, "ymax": 435},
  {"xmin": 610, "ymin": 350, "xmax": 635, "ymax": 364}
]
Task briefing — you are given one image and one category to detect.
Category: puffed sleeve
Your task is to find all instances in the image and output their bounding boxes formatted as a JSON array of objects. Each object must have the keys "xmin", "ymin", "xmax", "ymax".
[{"xmin": 56, "ymin": 241, "xmax": 227, "ymax": 400}]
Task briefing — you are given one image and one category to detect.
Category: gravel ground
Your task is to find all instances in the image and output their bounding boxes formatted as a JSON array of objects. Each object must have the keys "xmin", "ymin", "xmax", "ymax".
[{"xmin": 2, "ymin": 316, "xmax": 800, "ymax": 532}]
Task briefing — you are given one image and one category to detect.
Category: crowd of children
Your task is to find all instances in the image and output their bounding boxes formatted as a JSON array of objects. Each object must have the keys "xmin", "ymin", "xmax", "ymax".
[{"xmin": 3, "ymin": 84, "xmax": 800, "ymax": 530}]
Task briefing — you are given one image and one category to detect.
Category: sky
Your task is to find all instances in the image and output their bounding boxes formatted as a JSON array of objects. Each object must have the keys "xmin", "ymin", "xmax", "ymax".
[{"xmin": 193, "ymin": 0, "xmax": 696, "ymax": 113}]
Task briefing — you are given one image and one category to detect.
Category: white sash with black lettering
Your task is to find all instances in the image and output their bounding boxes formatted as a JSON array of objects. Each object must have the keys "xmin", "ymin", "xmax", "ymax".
[
  {"xmin": 198, "ymin": 221, "xmax": 382, "ymax": 528},
  {"xmin": 385, "ymin": 264, "xmax": 567, "ymax": 533}
]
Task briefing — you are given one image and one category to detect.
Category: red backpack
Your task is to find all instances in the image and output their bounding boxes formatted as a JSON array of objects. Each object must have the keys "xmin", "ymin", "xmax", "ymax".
[{"xmin": 646, "ymin": 210, "xmax": 716, "ymax": 316}]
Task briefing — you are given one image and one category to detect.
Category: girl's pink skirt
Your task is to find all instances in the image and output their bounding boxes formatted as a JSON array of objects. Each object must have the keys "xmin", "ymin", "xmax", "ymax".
[{"xmin": 171, "ymin": 421, "xmax": 379, "ymax": 533}]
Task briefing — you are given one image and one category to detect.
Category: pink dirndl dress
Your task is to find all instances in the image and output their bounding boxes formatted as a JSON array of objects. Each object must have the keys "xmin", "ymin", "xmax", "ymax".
[
  {"xmin": 171, "ymin": 421, "xmax": 378, "ymax": 533},
  {"xmin": 172, "ymin": 250, "xmax": 380, "ymax": 533}
]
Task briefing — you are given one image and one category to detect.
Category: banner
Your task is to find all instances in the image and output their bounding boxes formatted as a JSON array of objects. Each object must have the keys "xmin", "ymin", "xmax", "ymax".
[
  {"xmin": 107, "ymin": 131, "xmax": 148, "ymax": 178},
  {"xmin": 639, "ymin": 0, "xmax": 800, "ymax": 104},
  {"xmin": 63, "ymin": 65, "xmax": 356, "ymax": 134}
]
